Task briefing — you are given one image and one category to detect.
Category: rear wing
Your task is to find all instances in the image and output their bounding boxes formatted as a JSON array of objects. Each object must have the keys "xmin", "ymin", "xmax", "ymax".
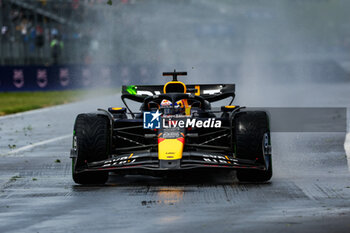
[{"xmin": 122, "ymin": 84, "xmax": 235, "ymax": 103}]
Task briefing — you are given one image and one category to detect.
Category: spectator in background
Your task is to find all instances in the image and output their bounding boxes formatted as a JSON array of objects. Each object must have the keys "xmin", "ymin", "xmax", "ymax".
[
  {"xmin": 1, "ymin": 26, "xmax": 9, "ymax": 43},
  {"xmin": 1, "ymin": 26, "xmax": 8, "ymax": 36},
  {"xmin": 50, "ymin": 35, "xmax": 64, "ymax": 65},
  {"xmin": 29, "ymin": 27, "xmax": 36, "ymax": 53},
  {"xmin": 35, "ymin": 25, "xmax": 44, "ymax": 48},
  {"xmin": 51, "ymin": 27, "xmax": 58, "ymax": 37},
  {"xmin": 72, "ymin": 0, "xmax": 80, "ymax": 10},
  {"xmin": 39, "ymin": 0, "xmax": 47, "ymax": 6}
]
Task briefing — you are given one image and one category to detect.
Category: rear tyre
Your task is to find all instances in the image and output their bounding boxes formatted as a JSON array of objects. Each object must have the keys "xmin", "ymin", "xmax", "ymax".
[
  {"xmin": 72, "ymin": 114, "xmax": 110, "ymax": 185},
  {"xmin": 234, "ymin": 111, "xmax": 272, "ymax": 182}
]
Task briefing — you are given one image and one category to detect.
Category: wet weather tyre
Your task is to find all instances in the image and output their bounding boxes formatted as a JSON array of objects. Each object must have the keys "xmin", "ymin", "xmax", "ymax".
[
  {"xmin": 234, "ymin": 111, "xmax": 272, "ymax": 182},
  {"xmin": 72, "ymin": 113, "xmax": 110, "ymax": 185}
]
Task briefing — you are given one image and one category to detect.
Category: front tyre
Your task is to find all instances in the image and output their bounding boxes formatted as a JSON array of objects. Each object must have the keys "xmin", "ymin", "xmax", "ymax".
[
  {"xmin": 72, "ymin": 114, "xmax": 110, "ymax": 185},
  {"xmin": 234, "ymin": 111, "xmax": 272, "ymax": 182}
]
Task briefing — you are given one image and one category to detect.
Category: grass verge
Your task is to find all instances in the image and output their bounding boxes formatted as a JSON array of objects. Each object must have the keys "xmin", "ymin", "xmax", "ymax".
[{"xmin": 0, "ymin": 89, "xmax": 118, "ymax": 116}]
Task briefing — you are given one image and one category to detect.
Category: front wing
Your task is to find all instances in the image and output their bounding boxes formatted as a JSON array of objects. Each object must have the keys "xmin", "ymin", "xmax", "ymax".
[{"xmin": 76, "ymin": 152, "xmax": 267, "ymax": 173}]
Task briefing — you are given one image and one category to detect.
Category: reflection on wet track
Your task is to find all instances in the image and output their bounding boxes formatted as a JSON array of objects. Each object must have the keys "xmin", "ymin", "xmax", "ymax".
[{"xmin": 0, "ymin": 91, "xmax": 350, "ymax": 233}]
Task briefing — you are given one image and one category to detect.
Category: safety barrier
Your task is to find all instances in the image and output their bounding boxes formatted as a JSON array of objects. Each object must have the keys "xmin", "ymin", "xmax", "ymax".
[{"xmin": 0, "ymin": 65, "xmax": 157, "ymax": 91}]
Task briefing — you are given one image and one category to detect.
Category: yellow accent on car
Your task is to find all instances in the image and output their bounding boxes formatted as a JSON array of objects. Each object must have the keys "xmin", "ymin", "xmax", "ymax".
[
  {"xmin": 224, "ymin": 105, "xmax": 236, "ymax": 109},
  {"xmin": 182, "ymin": 99, "xmax": 191, "ymax": 115},
  {"xmin": 225, "ymin": 155, "xmax": 232, "ymax": 164},
  {"xmin": 195, "ymin": 85, "xmax": 200, "ymax": 96},
  {"xmin": 158, "ymin": 139, "xmax": 184, "ymax": 160},
  {"xmin": 112, "ymin": 107, "xmax": 123, "ymax": 110},
  {"xmin": 127, "ymin": 153, "xmax": 134, "ymax": 162},
  {"xmin": 185, "ymin": 106, "xmax": 191, "ymax": 116},
  {"xmin": 176, "ymin": 100, "xmax": 184, "ymax": 108},
  {"xmin": 163, "ymin": 81, "xmax": 187, "ymax": 94}
]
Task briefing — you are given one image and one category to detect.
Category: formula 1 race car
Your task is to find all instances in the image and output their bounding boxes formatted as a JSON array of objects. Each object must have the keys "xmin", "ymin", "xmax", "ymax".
[{"xmin": 70, "ymin": 71, "xmax": 272, "ymax": 184}]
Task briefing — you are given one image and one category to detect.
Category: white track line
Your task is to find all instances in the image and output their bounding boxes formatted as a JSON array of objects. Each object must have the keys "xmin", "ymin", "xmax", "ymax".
[
  {"xmin": 1, "ymin": 134, "xmax": 71, "ymax": 156},
  {"xmin": 344, "ymin": 133, "xmax": 350, "ymax": 172},
  {"xmin": 0, "ymin": 105, "xmax": 62, "ymax": 120},
  {"xmin": 345, "ymin": 108, "xmax": 350, "ymax": 172}
]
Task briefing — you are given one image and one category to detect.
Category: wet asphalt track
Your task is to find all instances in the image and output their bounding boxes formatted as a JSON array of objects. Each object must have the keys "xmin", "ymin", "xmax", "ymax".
[{"xmin": 1, "ymin": 84, "xmax": 350, "ymax": 233}]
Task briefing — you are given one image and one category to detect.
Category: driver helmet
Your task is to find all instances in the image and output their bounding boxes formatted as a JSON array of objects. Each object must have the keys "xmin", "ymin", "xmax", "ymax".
[
  {"xmin": 160, "ymin": 99, "xmax": 172, "ymax": 107},
  {"xmin": 160, "ymin": 99, "xmax": 185, "ymax": 115},
  {"xmin": 175, "ymin": 99, "xmax": 185, "ymax": 109},
  {"xmin": 175, "ymin": 99, "xmax": 186, "ymax": 114}
]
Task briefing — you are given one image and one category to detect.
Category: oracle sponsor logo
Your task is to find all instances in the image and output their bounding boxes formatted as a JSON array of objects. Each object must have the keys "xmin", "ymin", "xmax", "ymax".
[
  {"xmin": 37, "ymin": 69, "xmax": 48, "ymax": 88},
  {"xmin": 59, "ymin": 68, "xmax": 69, "ymax": 87},
  {"xmin": 13, "ymin": 69, "xmax": 24, "ymax": 88}
]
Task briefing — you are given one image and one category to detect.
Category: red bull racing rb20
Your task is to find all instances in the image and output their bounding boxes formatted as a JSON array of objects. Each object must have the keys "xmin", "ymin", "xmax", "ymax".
[{"xmin": 70, "ymin": 71, "xmax": 272, "ymax": 184}]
